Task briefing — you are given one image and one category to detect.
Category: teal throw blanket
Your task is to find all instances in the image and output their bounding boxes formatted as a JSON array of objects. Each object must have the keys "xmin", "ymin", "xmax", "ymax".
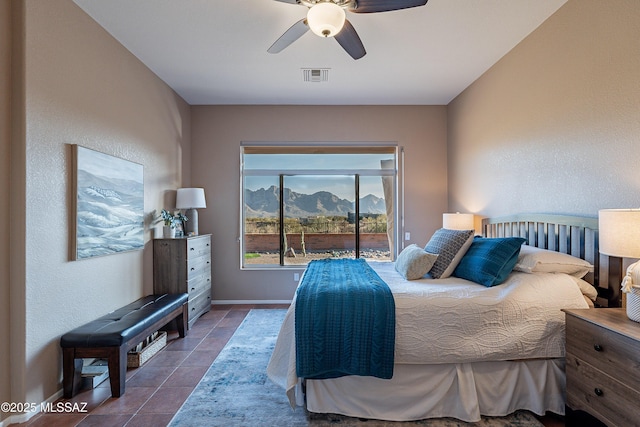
[{"xmin": 295, "ymin": 258, "xmax": 395, "ymax": 380}]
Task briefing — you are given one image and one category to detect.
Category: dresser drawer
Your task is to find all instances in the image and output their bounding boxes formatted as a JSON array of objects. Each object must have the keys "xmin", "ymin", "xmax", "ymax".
[
  {"xmin": 188, "ymin": 289, "xmax": 211, "ymax": 324},
  {"xmin": 187, "ymin": 254, "xmax": 211, "ymax": 279},
  {"xmin": 566, "ymin": 353, "xmax": 640, "ymax": 427},
  {"xmin": 566, "ymin": 314, "xmax": 640, "ymax": 391},
  {"xmin": 187, "ymin": 266, "xmax": 211, "ymax": 297},
  {"xmin": 187, "ymin": 235, "xmax": 211, "ymax": 259}
]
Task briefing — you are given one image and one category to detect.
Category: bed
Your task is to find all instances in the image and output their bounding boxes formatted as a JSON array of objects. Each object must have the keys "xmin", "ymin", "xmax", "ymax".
[{"xmin": 267, "ymin": 214, "xmax": 610, "ymax": 422}]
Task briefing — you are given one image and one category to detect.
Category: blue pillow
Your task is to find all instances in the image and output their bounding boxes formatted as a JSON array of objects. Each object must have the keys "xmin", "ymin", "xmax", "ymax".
[{"xmin": 453, "ymin": 237, "xmax": 526, "ymax": 287}]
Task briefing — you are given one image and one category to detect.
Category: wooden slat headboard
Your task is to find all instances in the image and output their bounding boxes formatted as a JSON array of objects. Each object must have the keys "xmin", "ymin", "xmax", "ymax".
[{"xmin": 481, "ymin": 214, "xmax": 617, "ymax": 307}]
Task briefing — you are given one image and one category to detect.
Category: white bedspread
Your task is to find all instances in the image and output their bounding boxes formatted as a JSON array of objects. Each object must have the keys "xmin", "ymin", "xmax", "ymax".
[
  {"xmin": 266, "ymin": 261, "xmax": 589, "ymax": 406},
  {"xmin": 373, "ymin": 261, "xmax": 589, "ymax": 363}
]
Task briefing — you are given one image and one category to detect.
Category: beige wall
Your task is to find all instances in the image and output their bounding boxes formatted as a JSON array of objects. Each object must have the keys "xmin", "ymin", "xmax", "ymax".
[
  {"xmin": 191, "ymin": 105, "xmax": 447, "ymax": 302},
  {"xmin": 448, "ymin": 0, "xmax": 640, "ymax": 217},
  {"xmin": 6, "ymin": 0, "xmax": 190, "ymax": 417},
  {"xmin": 1, "ymin": 0, "xmax": 11, "ymax": 423}
]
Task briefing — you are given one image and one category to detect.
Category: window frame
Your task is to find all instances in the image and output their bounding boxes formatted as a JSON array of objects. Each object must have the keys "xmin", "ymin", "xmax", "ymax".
[{"xmin": 240, "ymin": 143, "xmax": 401, "ymax": 270}]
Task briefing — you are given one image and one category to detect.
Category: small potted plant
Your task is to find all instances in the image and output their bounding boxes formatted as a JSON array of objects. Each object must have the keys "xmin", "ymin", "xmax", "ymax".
[{"xmin": 160, "ymin": 209, "xmax": 188, "ymax": 238}]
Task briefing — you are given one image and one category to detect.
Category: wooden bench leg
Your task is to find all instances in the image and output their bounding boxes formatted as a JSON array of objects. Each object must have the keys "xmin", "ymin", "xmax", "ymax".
[
  {"xmin": 62, "ymin": 348, "xmax": 83, "ymax": 398},
  {"xmin": 177, "ymin": 303, "xmax": 188, "ymax": 337},
  {"xmin": 107, "ymin": 347, "xmax": 127, "ymax": 397}
]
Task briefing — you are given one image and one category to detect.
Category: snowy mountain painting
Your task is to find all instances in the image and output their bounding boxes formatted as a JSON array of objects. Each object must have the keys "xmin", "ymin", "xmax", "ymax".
[{"xmin": 73, "ymin": 146, "xmax": 144, "ymax": 259}]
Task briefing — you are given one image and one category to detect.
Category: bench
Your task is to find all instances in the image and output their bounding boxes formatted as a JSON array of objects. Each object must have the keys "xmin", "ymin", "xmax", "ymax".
[{"xmin": 60, "ymin": 293, "xmax": 189, "ymax": 398}]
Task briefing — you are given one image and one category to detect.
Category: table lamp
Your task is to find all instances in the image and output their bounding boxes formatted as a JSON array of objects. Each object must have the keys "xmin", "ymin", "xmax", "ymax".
[
  {"xmin": 176, "ymin": 188, "xmax": 206, "ymax": 236},
  {"xmin": 598, "ymin": 208, "xmax": 640, "ymax": 322},
  {"xmin": 442, "ymin": 212, "xmax": 474, "ymax": 231}
]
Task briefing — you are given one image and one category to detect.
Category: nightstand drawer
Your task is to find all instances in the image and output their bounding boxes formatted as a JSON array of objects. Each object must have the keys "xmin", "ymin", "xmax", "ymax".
[
  {"xmin": 566, "ymin": 353, "xmax": 640, "ymax": 427},
  {"xmin": 566, "ymin": 314, "xmax": 640, "ymax": 391}
]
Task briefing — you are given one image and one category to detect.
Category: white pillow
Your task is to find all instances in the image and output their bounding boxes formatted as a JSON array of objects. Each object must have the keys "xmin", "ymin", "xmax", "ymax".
[
  {"xmin": 569, "ymin": 276, "xmax": 598, "ymax": 301},
  {"xmin": 395, "ymin": 244, "xmax": 439, "ymax": 280},
  {"xmin": 513, "ymin": 245, "xmax": 593, "ymax": 278}
]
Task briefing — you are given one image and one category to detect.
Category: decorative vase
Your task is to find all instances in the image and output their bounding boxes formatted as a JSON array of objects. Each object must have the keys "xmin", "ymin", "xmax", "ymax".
[{"xmin": 163, "ymin": 226, "xmax": 176, "ymax": 238}]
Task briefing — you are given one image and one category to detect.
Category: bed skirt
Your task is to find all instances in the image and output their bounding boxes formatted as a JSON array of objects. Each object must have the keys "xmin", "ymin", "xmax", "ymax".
[{"xmin": 303, "ymin": 358, "xmax": 565, "ymax": 423}]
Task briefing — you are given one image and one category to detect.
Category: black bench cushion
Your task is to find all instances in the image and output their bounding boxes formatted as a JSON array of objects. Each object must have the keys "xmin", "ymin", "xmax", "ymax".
[{"xmin": 60, "ymin": 294, "xmax": 188, "ymax": 348}]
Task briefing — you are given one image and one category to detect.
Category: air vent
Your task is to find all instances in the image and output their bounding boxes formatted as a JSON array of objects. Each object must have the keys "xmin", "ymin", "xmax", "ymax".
[{"xmin": 302, "ymin": 68, "xmax": 330, "ymax": 82}]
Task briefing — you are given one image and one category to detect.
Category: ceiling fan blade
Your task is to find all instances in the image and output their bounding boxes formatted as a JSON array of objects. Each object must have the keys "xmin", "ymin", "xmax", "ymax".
[
  {"xmin": 268, "ymin": 19, "xmax": 309, "ymax": 54},
  {"xmin": 349, "ymin": 0, "xmax": 428, "ymax": 13},
  {"xmin": 272, "ymin": 0, "xmax": 301, "ymax": 4},
  {"xmin": 334, "ymin": 20, "xmax": 366, "ymax": 60}
]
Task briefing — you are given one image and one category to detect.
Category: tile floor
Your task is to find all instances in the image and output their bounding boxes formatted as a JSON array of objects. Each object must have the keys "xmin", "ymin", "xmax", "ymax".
[
  {"xmin": 19, "ymin": 304, "xmax": 564, "ymax": 427},
  {"xmin": 19, "ymin": 304, "xmax": 285, "ymax": 427}
]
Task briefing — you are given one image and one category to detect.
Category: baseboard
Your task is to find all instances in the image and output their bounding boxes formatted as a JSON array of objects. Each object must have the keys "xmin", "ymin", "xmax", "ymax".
[
  {"xmin": 212, "ymin": 300, "xmax": 292, "ymax": 305},
  {"xmin": 0, "ymin": 389, "xmax": 63, "ymax": 425}
]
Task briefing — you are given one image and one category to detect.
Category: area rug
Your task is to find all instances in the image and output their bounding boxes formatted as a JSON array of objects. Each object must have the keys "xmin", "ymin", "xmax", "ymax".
[{"xmin": 170, "ymin": 309, "xmax": 544, "ymax": 427}]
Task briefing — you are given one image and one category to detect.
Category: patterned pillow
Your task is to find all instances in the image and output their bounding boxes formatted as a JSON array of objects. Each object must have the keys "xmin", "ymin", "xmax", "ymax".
[
  {"xmin": 395, "ymin": 244, "xmax": 439, "ymax": 280},
  {"xmin": 424, "ymin": 228, "xmax": 475, "ymax": 279},
  {"xmin": 453, "ymin": 237, "xmax": 526, "ymax": 286}
]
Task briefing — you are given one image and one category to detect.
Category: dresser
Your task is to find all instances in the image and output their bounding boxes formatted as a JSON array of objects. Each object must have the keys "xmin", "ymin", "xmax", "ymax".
[
  {"xmin": 153, "ymin": 234, "xmax": 212, "ymax": 329},
  {"xmin": 563, "ymin": 308, "xmax": 640, "ymax": 427}
]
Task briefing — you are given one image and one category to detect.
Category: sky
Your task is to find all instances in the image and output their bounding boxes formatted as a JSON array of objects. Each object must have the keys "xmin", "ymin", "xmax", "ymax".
[{"xmin": 244, "ymin": 153, "xmax": 394, "ymax": 200}]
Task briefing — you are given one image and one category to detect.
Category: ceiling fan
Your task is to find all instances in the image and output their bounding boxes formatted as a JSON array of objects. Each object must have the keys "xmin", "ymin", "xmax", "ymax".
[{"xmin": 267, "ymin": 0, "xmax": 428, "ymax": 60}]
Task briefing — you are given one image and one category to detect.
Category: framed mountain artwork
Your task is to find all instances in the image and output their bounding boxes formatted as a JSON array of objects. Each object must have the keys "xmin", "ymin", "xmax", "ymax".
[{"xmin": 71, "ymin": 145, "xmax": 144, "ymax": 260}]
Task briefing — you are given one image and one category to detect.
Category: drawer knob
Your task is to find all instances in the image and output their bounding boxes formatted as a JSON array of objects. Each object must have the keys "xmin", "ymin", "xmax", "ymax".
[
  {"xmin": 190, "ymin": 247, "xmax": 195, "ymax": 251},
  {"xmin": 594, "ymin": 344, "xmax": 603, "ymax": 352},
  {"xmin": 594, "ymin": 388, "xmax": 603, "ymax": 397}
]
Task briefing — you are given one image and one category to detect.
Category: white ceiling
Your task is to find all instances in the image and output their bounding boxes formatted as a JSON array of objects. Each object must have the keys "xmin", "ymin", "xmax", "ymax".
[{"xmin": 73, "ymin": 0, "xmax": 567, "ymax": 105}]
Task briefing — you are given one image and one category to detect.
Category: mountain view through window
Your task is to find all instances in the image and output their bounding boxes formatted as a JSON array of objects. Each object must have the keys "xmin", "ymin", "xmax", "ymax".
[{"xmin": 241, "ymin": 146, "xmax": 397, "ymax": 268}]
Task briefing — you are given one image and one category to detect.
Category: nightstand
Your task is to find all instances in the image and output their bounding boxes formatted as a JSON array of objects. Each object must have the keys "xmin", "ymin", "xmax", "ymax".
[{"xmin": 563, "ymin": 308, "xmax": 640, "ymax": 427}]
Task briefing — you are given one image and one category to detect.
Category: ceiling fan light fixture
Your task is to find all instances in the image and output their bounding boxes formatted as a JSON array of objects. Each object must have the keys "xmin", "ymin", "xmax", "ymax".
[{"xmin": 307, "ymin": 2, "xmax": 346, "ymax": 38}]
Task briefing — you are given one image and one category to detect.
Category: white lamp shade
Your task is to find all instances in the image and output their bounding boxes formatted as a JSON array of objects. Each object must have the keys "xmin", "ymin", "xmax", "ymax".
[
  {"xmin": 176, "ymin": 188, "xmax": 207, "ymax": 209},
  {"xmin": 442, "ymin": 213, "xmax": 474, "ymax": 230},
  {"xmin": 307, "ymin": 2, "xmax": 346, "ymax": 37},
  {"xmin": 598, "ymin": 209, "xmax": 640, "ymax": 258}
]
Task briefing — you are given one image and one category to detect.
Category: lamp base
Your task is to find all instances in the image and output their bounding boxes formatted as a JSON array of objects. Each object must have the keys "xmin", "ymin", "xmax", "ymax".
[
  {"xmin": 623, "ymin": 261, "xmax": 640, "ymax": 322},
  {"xmin": 627, "ymin": 288, "xmax": 640, "ymax": 323},
  {"xmin": 183, "ymin": 208, "xmax": 199, "ymax": 236}
]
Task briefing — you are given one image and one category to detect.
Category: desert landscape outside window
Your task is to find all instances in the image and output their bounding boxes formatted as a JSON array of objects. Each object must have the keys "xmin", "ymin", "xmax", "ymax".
[{"xmin": 241, "ymin": 145, "xmax": 398, "ymax": 268}]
